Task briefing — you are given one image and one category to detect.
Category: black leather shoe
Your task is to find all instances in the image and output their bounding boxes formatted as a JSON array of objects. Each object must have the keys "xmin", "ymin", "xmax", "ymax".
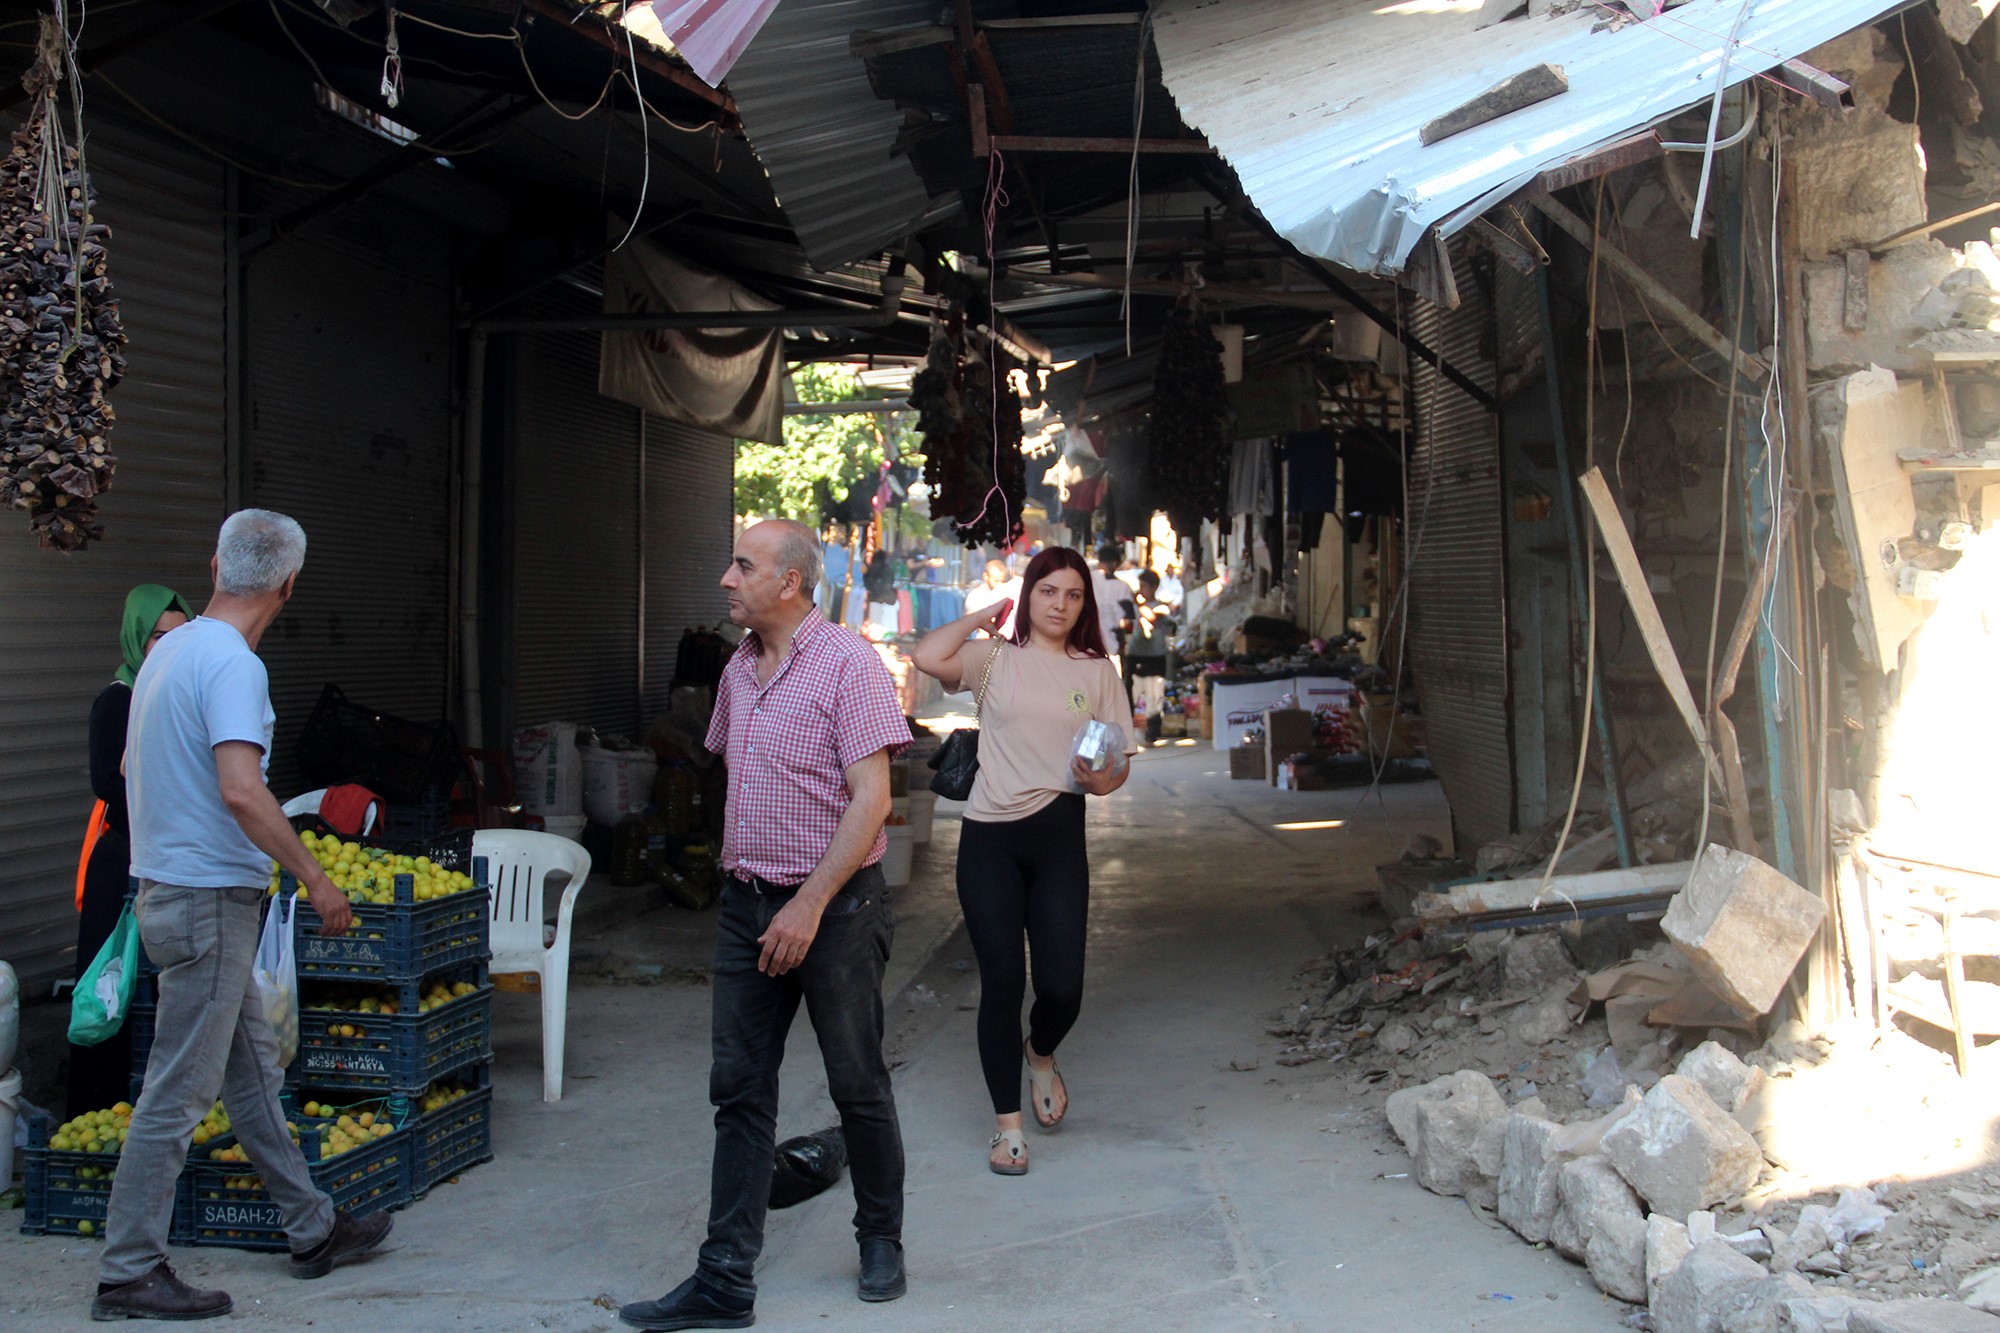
[
  {"xmin": 91, "ymin": 1262, "xmax": 233, "ymax": 1321},
  {"xmin": 619, "ymin": 1275, "xmax": 755, "ymax": 1331},
  {"xmin": 291, "ymin": 1207, "xmax": 393, "ymax": 1279},
  {"xmin": 857, "ymin": 1238, "xmax": 906, "ymax": 1303}
]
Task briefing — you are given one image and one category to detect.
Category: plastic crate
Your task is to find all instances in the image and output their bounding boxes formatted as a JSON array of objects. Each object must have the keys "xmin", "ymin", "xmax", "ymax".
[
  {"xmin": 176, "ymin": 1118, "xmax": 410, "ymax": 1251},
  {"xmin": 409, "ymin": 1063, "xmax": 493, "ymax": 1199},
  {"xmin": 290, "ymin": 967, "xmax": 492, "ymax": 1094},
  {"xmin": 285, "ymin": 870, "xmax": 490, "ymax": 984},
  {"xmin": 295, "ymin": 683, "xmax": 462, "ymax": 807},
  {"xmin": 128, "ymin": 988, "xmax": 155, "ymax": 1104},
  {"xmin": 378, "ymin": 793, "xmax": 451, "ymax": 844},
  {"xmin": 18, "ymin": 1111, "xmax": 206, "ymax": 1240}
]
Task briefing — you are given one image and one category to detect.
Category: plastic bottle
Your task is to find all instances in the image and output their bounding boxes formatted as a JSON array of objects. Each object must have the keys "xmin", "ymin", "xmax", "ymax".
[{"xmin": 610, "ymin": 814, "xmax": 650, "ymax": 888}]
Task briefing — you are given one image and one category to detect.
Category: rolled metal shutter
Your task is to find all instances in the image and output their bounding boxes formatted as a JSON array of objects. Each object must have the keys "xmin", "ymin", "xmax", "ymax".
[
  {"xmin": 0, "ymin": 125, "xmax": 226, "ymax": 990},
  {"xmin": 509, "ymin": 287, "xmax": 643, "ymax": 739},
  {"xmin": 1406, "ymin": 245, "xmax": 1513, "ymax": 853},
  {"xmin": 245, "ymin": 197, "xmax": 456, "ymax": 794},
  {"xmin": 642, "ymin": 415, "xmax": 735, "ymax": 718}
]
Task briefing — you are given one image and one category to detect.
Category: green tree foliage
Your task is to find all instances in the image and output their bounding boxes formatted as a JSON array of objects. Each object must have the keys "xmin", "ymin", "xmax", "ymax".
[{"xmin": 735, "ymin": 365, "xmax": 918, "ymax": 520}]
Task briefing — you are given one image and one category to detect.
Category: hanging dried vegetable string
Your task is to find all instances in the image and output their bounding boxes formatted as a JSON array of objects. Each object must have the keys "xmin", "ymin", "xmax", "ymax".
[
  {"xmin": 0, "ymin": 12, "xmax": 126, "ymax": 552},
  {"xmin": 1149, "ymin": 287, "xmax": 1229, "ymax": 542},
  {"xmin": 911, "ymin": 319, "xmax": 1024, "ymax": 550}
]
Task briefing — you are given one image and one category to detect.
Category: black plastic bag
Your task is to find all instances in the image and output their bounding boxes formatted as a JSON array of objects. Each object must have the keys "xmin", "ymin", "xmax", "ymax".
[{"xmin": 769, "ymin": 1126, "xmax": 847, "ymax": 1210}]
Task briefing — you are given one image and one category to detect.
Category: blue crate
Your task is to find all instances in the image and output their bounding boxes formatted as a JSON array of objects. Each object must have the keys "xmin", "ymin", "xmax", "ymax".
[
  {"xmin": 176, "ymin": 1118, "xmax": 411, "ymax": 1251},
  {"xmin": 409, "ymin": 1063, "xmax": 493, "ymax": 1199},
  {"xmin": 290, "ymin": 966, "xmax": 492, "ymax": 1095},
  {"xmin": 378, "ymin": 793, "xmax": 451, "ymax": 844},
  {"xmin": 18, "ymin": 1111, "xmax": 205, "ymax": 1240},
  {"xmin": 285, "ymin": 869, "xmax": 490, "ymax": 984}
]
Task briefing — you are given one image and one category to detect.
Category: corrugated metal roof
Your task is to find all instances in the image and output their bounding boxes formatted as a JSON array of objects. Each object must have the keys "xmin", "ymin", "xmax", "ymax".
[
  {"xmin": 725, "ymin": 0, "xmax": 957, "ymax": 271},
  {"xmin": 1153, "ymin": 0, "xmax": 1905, "ymax": 278}
]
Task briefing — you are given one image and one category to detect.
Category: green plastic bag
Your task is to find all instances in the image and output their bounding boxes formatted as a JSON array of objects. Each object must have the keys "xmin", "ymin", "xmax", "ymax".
[{"xmin": 69, "ymin": 902, "xmax": 140, "ymax": 1046}]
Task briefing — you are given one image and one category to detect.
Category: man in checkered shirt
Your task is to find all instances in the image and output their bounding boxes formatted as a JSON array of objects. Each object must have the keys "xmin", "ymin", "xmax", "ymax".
[{"xmin": 621, "ymin": 519, "xmax": 911, "ymax": 1332}]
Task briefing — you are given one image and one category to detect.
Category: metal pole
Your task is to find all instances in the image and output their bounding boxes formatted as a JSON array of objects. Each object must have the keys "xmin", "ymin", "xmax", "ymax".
[
  {"xmin": 1535, "ymin": 262, "xmax": 1636, "ymax": 868},
  {"xmin": 458, "ymin": 329, "xmax": 488, "ymax": 750}
]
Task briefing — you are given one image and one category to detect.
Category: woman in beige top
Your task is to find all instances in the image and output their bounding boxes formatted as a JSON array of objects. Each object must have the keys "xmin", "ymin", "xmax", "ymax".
[{"xmin": 912, "ymin": 546, "xmax": 1134, "ymax": 1176}]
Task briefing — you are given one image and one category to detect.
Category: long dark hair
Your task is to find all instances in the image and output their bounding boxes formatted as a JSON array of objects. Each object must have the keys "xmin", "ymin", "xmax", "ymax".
[{"xmin": 1008, "ymin": 546, "xmax": 1109, "ymax": 658}]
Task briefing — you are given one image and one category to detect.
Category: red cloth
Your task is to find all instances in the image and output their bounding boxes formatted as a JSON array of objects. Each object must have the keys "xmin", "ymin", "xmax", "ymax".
[
  {"xmin": 320, "ymin": 783, "xmax": 384, "ymax": 837},
  {"xmin": 704, "ymin": 613, "xmax": 910, "ymax": 884}
]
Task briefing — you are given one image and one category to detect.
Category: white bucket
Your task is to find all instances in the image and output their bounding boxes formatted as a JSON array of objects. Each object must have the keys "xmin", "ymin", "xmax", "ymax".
[
  {"xmin": 890, "ymin": 796, "xmax": 910, "ymax": 824},
  {"xmin": 541, "ymin": 814, "xmax": 588, "ymax": 843},
  {"xmin": 908, "ymin": 789, "xmax": 937, "ymax": 845},
  {"xmin": 0, "ymin": 1066, "xmax": 20, "ymax": 1187},
  {"xmin": 880, "ymin": 824, "xmax": 914, "ymax": 888}
]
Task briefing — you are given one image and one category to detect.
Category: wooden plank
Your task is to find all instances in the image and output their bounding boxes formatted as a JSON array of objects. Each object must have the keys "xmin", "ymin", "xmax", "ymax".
[
  {"xmin": 1835, "ymin": 854, "xmax": 1875, "ymax": 1025},
  {"xmin": 849, "ymin": 26, "xmax": 953, "ymax": 59},
  {"xmin": 1421, "ymin": 63, "xmax": 1568, "ymax": 146},
  {"xmin": 1826, "ymin": 368, "xmax": 1927, "ymax": 670},
  {"xmin": 1579, "ymin": 467, "xmax": 1726, "ymax": 788}
]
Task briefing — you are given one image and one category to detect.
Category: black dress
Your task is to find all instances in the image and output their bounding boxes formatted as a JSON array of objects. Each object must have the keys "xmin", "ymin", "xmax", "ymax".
[{"xmin": 68, "ymin": 680, "xmax": 134, "ymax": 1114}]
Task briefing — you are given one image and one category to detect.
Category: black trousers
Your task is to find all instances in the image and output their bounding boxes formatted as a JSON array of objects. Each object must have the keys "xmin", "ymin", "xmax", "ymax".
[
  {"xmin": 956, "ymin": 794, "xmax": 1090, "ymax": 1116},
  {"xmin": 697, "ymin": 867, "xmax": 903, "ymax": 1303}
]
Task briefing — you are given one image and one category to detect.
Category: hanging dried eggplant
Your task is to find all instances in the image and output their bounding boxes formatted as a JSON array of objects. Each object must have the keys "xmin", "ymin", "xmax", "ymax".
[
  {"xmin": 0, "ymin": 17, "xmax": 126, "ymax": 552},
  {"xmin": 1150, "ymin": 290, "xmax": 1230, "ymax": 541},
  {"xmin": 914, "ymin": 320, "xmax": 1025, "ymax": 550}
]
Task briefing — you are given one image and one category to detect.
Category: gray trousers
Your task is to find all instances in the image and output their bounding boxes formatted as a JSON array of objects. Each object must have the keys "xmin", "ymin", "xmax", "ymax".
[{"xmin": 100, "ymin": 883, "xmax": 335, "ymax": 1285}]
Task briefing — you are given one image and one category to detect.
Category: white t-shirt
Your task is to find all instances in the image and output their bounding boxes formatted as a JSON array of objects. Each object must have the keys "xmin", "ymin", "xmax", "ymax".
[
  {"xmin": 1094, "ymin": 571, "xmax": 1133, "ymax": 649},
  {"xmin": 127, "ymin": 617, "xmax": 277, "ymax": 888},
  {"xmin": 965, "ymin": 578, "xmax": 1020, "ymax": 637}
]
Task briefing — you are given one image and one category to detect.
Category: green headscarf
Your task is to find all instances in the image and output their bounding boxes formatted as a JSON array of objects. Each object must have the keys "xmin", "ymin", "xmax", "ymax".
[{"xmin": 116, "ymin": 584, "xmax": 196, "ymax": 685}]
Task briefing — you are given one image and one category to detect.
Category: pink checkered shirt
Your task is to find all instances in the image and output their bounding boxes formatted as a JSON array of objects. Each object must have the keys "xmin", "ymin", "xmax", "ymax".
[{"xmin": 705, "ymin": 612, "xmax": 910, "ymax": 885}]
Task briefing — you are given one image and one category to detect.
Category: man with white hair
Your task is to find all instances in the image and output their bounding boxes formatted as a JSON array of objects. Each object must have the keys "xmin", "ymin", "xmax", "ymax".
[
  {"xmin": 620, "ymin": 518, "xmax": 911, "ymax": 1331},
  {"xmin": 94, "ymin": 510, "xmax": 390, "ymax": 1322}
]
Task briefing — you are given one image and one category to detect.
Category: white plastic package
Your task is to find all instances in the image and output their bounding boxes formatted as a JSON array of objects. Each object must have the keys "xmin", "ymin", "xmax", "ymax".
[{"xmin": 1071, "ymin": 719, "xmax": 1118, "ymax": 772}]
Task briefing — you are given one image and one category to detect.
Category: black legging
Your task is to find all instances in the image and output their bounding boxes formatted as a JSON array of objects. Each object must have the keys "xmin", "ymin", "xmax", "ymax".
[{"xmin": 956, "ymin": 793, "xmax": 1089, "ymax": 1116}]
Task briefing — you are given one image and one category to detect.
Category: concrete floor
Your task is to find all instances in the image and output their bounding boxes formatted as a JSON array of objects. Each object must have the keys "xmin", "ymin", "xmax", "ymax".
[{"xmin": 1, "ymin": 742, "xmax": 1632, "ymax": 1331}]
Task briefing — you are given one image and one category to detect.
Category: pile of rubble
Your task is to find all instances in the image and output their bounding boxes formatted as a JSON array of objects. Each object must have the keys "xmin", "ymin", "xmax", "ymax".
[{"xmin": 1276, "ymin": 919, "xmax": 2000, "ymax": 1331}]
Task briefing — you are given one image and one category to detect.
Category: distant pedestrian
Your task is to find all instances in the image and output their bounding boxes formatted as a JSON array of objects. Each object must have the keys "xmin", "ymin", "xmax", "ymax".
[
  {"xmin": 910, "ymin": 546, "xmax": 1134, "ymax": 1175},
  {"xmin": 93, "ymin": 511, "xmax": 389, "ymax": 1323},
  {"xmin": 69, "ymin": 584, "xmax": 193, "ymax": 1116},
  {"xmin": 963, "ymin": 558, "xmax": 1019, "ymax": 638},
  {"xmin": 620, "ymin": 519, "xmax": 911, "ymax": 1331}
]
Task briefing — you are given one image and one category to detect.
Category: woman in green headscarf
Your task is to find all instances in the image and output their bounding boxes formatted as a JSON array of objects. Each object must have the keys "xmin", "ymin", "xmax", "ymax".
[{"xmin": 69, "ymin": 584, "xmax": 193, "ymax": 1113}]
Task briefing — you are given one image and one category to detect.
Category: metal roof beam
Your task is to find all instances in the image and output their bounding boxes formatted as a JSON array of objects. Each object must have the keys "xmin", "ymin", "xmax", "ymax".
[{"xmin": 0, "ymin": 0, "xmax": 250, "ymax": 113}]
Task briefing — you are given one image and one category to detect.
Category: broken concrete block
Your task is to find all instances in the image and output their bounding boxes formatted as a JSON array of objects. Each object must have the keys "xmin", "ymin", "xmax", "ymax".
[
  {"xmin": 1937, "ymin": 0, "xmax": 2000, "ymax": 45},
  {"xmin": 1718, "ymin": 1274, "xmax": 1815, "ymax": 1333},
  {"xmin": 1588, "ymin": 1207, "xmax": 1651, "ymax": 1305},
  {"xmin": 1662, "ymin": 846, "xmax": 1829, "ymax": 1017},
  {"xmin": 1386, "ymin": 1070, "xmax": 1509, "ymax": 1199},
  {"xmin": 1964, "ymin": 1267, "xmax": 2000, "ymax": 1315},
  {"xmin": 1650, "ymin": 1214, "xmax": 1694, "ymax": 1308},
  {"xmin": 1551, "ymin": 1155, "xmax": 1644, "ymax": 1263},
  {"xmin": 1420, "ymin": 62, "xmax": 1569, "ymax": 146},
  {"xmin": 1805, "ymin": 241, "xmax": 1957, "ymax": 375},
  {"xmin": 1849, "ymin": 1300, "xmax": 2000, "ymax": 1332},
  {"xmin": 1799, "ymin": 26, "xmax": 1904, "ymax": 113},
  {"xmin": 1654, "ymin": 1240, "xmax": 1770, "ymax": 1333},
  {"xmin": 1602, "ymin": 1075, "xmax": 1764, "ymax": 1220},
  {"xmin": 1725, "ymin": 1229, "xmax": 1776, "ymax": 1263},
  {"xmin": 1469, "ymin": 1114, "xmax": 1509, "ymax": 1211},
  {"xmin": 1779, "ymin": 1295, "xmax": 1865, "ymax": 1333},
  {"xmin": 1952, "ymin": 1191, "xmax": 2000, "ymax": 1219},
  {"xmin": 1512, "ymin": 992, "xmax": 1574, "ymax": 1046},
  {"xmin": 1678, "ymin": 1040, "xmax": 1767, "ymax": 1113},
  {"xmin": 1497, "ymin": 1109, "xmax": 1565, "ymax": 1242},
  {"xmin": 1773, "ymin": 1218, "xmax": 1833, "ymax": 1274},
  {"xmin": 1475, "ymin": 0, "xmax": 1528, "ymax": 27},
  {"xmin": 1503, "ymin": 930, "xmax": 1578, "ymax": 995},
  {"xmin": 1376, "ymin": 1018, "xmax": 1418, "ymax": 1055},
  {"xmin": 1787, "ymin": 110, "xmax": 1926, "ymax": 260}
]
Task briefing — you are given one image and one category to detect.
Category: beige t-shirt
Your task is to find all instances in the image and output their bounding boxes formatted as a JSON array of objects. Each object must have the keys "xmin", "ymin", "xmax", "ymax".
[{"xmin": 962, "ymin": 641, "xmax": 1136, "ymax": 823}]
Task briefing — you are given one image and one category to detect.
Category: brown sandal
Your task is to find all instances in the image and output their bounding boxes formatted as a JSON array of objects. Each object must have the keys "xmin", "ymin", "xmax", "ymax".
[
  {"xmin": 1025, "ymin": 1040, "xmax": 1067, "ymax": 1130},
  {"xmin": 989, "ymin": 1128, "xmax": 1028, "ymax": 1175}
]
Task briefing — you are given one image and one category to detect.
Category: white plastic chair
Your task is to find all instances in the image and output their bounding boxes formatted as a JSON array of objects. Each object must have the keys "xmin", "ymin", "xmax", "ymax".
[{"xmin": 473, "ymin": 829, "xmax": 592, "ymax": 1102}]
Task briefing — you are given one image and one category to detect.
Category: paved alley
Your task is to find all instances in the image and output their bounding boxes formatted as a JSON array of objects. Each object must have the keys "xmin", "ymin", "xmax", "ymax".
[{"xmin": 2, "ymin": 744, "xmax": 1631, "ymax": 1331}]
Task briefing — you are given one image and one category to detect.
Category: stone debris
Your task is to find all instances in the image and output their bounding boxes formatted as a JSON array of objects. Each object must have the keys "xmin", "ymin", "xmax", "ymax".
[
  {"xmin": 1588, "ymin": 1205, "xmax": 1652, "ymax": 1306},
  {"xmin": 1661, "ymin": 846, "xmax": 1828, "ymax": 1018},
  {"xmin": 1385, "ymin": 1069, "xmax": 1508, "ymax": 1199},
  {"xmin": 1503, "ymin": 930, "xmax": 1581, "ymax": 996},
  {"xmin": 1778, "ymin": 1296, "xmax": 1867, "ymax": 1333},
  {"xmin": 1652, "ymin": 1239, "xmax": 1768, "ymax": 1333},
  {"xmin": 1962, "ymin": 1269, "xmax": 2000, "ymax": 1315},
  {"xmin": 1497, "ymin": 1107, "xmax": 1566, "ymax": 1243},
  {"xmin": 1552, "ymin": 1155, "xmax": 1645, "ymax": 1264},
  {"xmin": 1649, "ymin": 1213, "xmax": 1693, "ymax": 1309},
  {"xmin": 1952, "ymin": 1192, "xmax": 2000, "ymax": 1220},
  {"xmin": 1513, "ymin": 990, "xmax": 1576, "ymax": 1046},
  {"xmin": 1678, "ymin": 1039, "xmax": 1767, "ymax": 1114},
  {"xmin": 1849, "ymin": 1299, "xmax": 2000, "ymax": 1332},
  {"xmin": 1717, "ymin": 1274, "xmax": 1817, "ymax": 1333},
  {"xmin": 1602, "ymin": 1075, "xmax": 1765, "ymax": 1220}
]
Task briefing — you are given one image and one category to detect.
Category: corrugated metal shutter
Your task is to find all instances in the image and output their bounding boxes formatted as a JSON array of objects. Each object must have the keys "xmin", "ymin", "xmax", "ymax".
[
  {"xmin": 245, "ymin": 198, "xmax": 456, "ymax": 794},
  {"xmin": 1406, "ymin": 245, "xmax": 1512, "ymax": 853},
  {"xmin": 509, "ymin": 287, "xmax": 643, "ymax": 738},
  {"xmin": 0, "ymin": 126, "xmax": 225, "ymax": 990},
  {"xmin": 642, "ymin": 415, "xmax": 734, "ymax": 717}
]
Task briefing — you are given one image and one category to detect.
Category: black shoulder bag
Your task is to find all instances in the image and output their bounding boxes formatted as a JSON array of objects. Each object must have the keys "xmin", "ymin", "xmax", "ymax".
[{"xmin": 928, "ymin": 643, "xmax": 1000, "ymax": 800}]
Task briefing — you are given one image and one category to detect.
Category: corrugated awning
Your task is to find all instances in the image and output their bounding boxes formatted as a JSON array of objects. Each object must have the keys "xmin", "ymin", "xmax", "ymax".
[
  {"xmin": 1152, "ymin": 0, "xmax": 1905, "ymax": 279},
  {"xmin": 725, "ymin": 0, "xmax": 959, "ymax": 271},
  {"xmin": 648, "ymin": 0, "xmax": 783, "ymax": 87}
]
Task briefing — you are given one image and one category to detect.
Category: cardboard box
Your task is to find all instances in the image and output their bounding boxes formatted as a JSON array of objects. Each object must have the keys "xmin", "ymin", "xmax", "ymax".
[
  {"xmin": 1361, "ymin": 697, "xmax": 1422, "ymax": 760},
  {"xmin": 1211, "ymin": 675, "xmax": 1296, "ymax": 750},
  {"xmin": 1229, "ymin": 742, "xmax": 1265, "ymax": 780},
  {"xmin": 1293, "ymin": 675, "xmax": 1358, "ymax": 713},
  {"xmin": 1264, "ymin": 708, "xmax": 1317, "ymax": 753}
]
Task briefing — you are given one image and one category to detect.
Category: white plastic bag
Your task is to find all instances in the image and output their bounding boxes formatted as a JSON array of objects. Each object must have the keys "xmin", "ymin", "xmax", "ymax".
[
  {"xmin": 252, "ymin": 897, "xmax": 300, "ymax": 1067},
  {"xmin": 1071, "ymin": 719, "xmax": 1117, "ymax": 773},
  {"xmin": 514, "ymin": 722, "xmax": 583, "ymax": 816},
  {"xmin": 0, "ymin": 960, "xmax": 17, "ymax": 1073}
]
